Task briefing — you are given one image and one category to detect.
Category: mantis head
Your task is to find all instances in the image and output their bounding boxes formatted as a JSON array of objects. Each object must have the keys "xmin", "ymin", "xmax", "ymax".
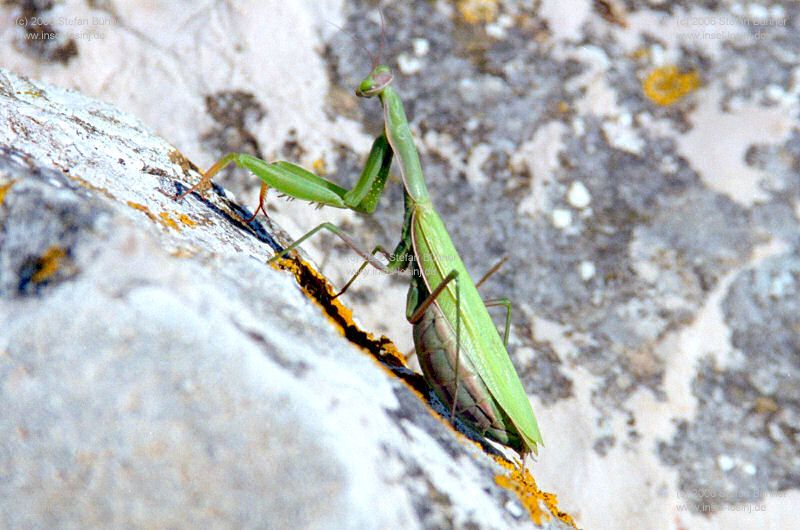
[{"xmin": 355, "ymin": 65, "xmax": 393, "ymax": 98}]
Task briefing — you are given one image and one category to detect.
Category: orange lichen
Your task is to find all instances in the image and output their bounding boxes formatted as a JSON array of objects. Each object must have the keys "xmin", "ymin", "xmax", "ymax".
[
  {"xmin": 177, "ymin": 213, "xmax": 197, "ymax": 227},
  {"xmin": 457, "ymin": 0, "xmax": 499, "ymax": 24},
  {"xmin": 0, "ymin": 180, "xmax": 15, "ymax": 204},
  {"xmin": 31, "ymin": 246, "xmax": 67, "ymax": 283},
  {"xmin": 158, "ymin": 212, "xmax": 179, "ymax": 230},
  {"xmin": 630, "ymin": 47, "xmax": 650, "ymax": 61},
  {"xmin": 643, "ymin": 66, "xmax": 700, "ymax": 106},
  {"xmin": 68, "ymin": 174, "xmax": 116, "ymax": 200},
  {"xmin": 15, "ymin": 89, "xmax": 43, "ymax": 98},
  {"xmin": 270, "ymin": 255, "xmax": 408, "ymax": 366},
  {"xmin": 127, "ymin": 201, "xmax": 183, "ymax": 231},
  {"xmin": 494, "ymin": 457, "xmax": 578, "ymax": 527},
  {"xmin": 312, "ymin": 158, "xmax": 327, "ymax": 176}
]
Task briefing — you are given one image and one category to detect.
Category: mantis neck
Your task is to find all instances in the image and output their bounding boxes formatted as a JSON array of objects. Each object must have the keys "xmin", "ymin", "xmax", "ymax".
[{"xmin": 380, "ymin": 86, "xmax": 431, "ymax": 205}]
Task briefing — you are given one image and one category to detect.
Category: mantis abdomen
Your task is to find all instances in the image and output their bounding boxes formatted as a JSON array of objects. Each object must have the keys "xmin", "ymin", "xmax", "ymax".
[{"xmin": 409, "ymin": 266, "xmax": 526, "ymax": 453}]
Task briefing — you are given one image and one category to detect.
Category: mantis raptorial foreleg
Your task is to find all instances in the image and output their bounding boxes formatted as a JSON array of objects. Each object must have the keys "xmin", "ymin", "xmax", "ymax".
[{"xmin": 176, "ymin": 134, "xmax": 393, "ymax": 217}]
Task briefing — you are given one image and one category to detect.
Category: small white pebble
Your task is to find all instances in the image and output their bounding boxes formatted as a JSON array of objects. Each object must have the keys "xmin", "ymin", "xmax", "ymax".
[
  {"xmin": 660, "ymin": 156, "xmax": 678, "ymax": 174},
  {"xmin": 747, "ymin": 3, "xmax": 769, "ymax": 20},
  {"xmin": 650, "ymin": 44, "xmax": 666, "ymax": 67},
  {"xmin": 552, "ymin": 208, "xmax": 573, "ymax": 228},
  {"xmin": 486, "ymin": 23, "xmax": 507, "ymax": 39},
  {"xmin": 505, "ymin": 500, "xmax": 523, "ymax": 517},
  {"xmin": 769, "ymin": 5, "xmax": 785, "ymax": 20},
  {"xmin": 397, "ymin": 53, "xmax": 423, "ymax": 75},
  {"xmin": 718, "ymin": 454, "xmax": 735, "ymax": 472},
  {"xmin": 579, "ymin": 260, "xmax": 596, "ymax": 281},
  {"xmin": 412, "ymin": 38, "xmax": 429, "ymax": 57},
  {"xmin": 572, "ymin": 117, "xmax": 585, "ymax": 136},
  {"xmin": 765, "ymin": 84, "xmax": 785, "ymax": 102},
  {"xmin": 465, "ymin": 118, "xmax": 480, "ymax": 131},
  {"xmin": 567, "ymin": 181, "xmax": 592, "ymax": 209},
  {"xmin": 731, "ymin": 3, "xmax": 744, "ymax": 16},
  {"xmin": 742, "ymin": 463, "xmax": 757, "ymax": 475}
]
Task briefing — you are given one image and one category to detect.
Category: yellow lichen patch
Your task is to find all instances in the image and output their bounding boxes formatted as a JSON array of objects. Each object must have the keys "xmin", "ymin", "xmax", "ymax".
[
  {"xmin": 494, "ymin": 457, "xmax": 577, "ymax": 527},
  {"xmin": 556, "ymin": 101, "xmax": 570, "ymax": 114},
  {"xmin": 458, "ymin": 0, "xmax": 499, "ymax": 24},
  {"xmin": 270, "ymin": 255, "xmax": 408, "ymax": 364},
  {"xmin": 31, "ymin": 246, "xmax": 67, "ymax": 284},
  {"xmin": 177, "ymin": 213, "xmax": 197, "ymax": 227},
  {"xmin": 312, "ymin": 158, "xmax": 327, "ymax": 176},
  {"xmin": 630, "ymin": 47, "xmax": 650, "ymax": 61},
  {"xmin": 127, "ymin": 201, "xmax": 181, "ymax": 231},
  {"xmin": 0, "ymin": 180, "xmax": 16, "ymax": 205},
  {"xmin": 15, "ymin": 89, "xmax": 43, "ymax": 98},
  {"xmin": 68, "ymin": 174, "xmax": 116, "ymax": 200},
  {"xmin": 158, "ymin": 212, "xmax": 179, "ymax": 230},
  {"xmin": 643, "ymin": 66, "xmax": 700, "ymax": 106}
]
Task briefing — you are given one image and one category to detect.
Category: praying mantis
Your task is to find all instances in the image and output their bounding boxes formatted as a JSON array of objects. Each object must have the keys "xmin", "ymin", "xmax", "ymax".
[{"xmin": 175, "ymin": 46, "xmax": 544, "ymax": 459}]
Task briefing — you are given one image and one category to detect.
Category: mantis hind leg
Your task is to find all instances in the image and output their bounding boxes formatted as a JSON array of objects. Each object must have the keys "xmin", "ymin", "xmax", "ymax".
[
  {"xmin": 404, "ymin": 255, "xmax": 509, "ymax": 362},
  {"xmin": 475, "ymin": 255, "xmax": 509, "ymax": 289},
  {"xmin": 484, "ymin": 298, "xmax": 512, "ymax": 347}
]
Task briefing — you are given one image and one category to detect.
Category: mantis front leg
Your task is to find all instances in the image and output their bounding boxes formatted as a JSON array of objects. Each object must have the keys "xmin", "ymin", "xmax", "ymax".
[{"xmin": 175, "ymin": 134, "xmax": 393, "ymax": 216}]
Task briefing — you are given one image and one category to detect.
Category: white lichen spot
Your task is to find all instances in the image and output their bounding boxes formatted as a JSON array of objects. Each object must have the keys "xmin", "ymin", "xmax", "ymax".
[
  {"xmin": 718, "ymin": 454, "xmax": 735, "ymax": 472},
  {"xmin": 579, "ymin": 260, "xmax": 596, "ymax": 281},
  {"xmin": 552, "ymin": 208, "xmax": 573, "ymax": 228},
  {"xmin": 465, "ymin": 144, "xmax": 493, "ymax": 186},
  {"xmin": 567, "ymin": 181, "xmax": 592, "ymax": 208},
  {"xmin": 412, "ymin": 38, "xmax": 430, "ymax": 57},
  {"xmin": 742, "ymin": 462, "xmax": 757, "ymax": 475},
  {"xmin": 397, "ymin": 53, "xmax": 423, "ymax": 75}
]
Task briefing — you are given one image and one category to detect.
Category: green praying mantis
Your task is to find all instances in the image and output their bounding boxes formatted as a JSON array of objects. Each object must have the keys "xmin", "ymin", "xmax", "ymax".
[{"xmin": 175, "ymin": 40, "xmax": 544, "ymax": 459}]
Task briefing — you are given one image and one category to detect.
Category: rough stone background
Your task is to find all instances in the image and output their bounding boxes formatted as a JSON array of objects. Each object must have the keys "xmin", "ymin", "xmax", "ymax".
[{"xmin": 1, "ymin": 0, "xmax": 799, "ymax": 529}]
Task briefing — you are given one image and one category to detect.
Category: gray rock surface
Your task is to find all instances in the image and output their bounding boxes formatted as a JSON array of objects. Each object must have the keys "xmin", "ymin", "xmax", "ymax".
[
  {"xmin": 0, "ymin": 69, "xmax": 573, "ymax": 529},
  {"xmin": 1, "ymin": 1, "xmax": 799, "ymax": 528}
]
